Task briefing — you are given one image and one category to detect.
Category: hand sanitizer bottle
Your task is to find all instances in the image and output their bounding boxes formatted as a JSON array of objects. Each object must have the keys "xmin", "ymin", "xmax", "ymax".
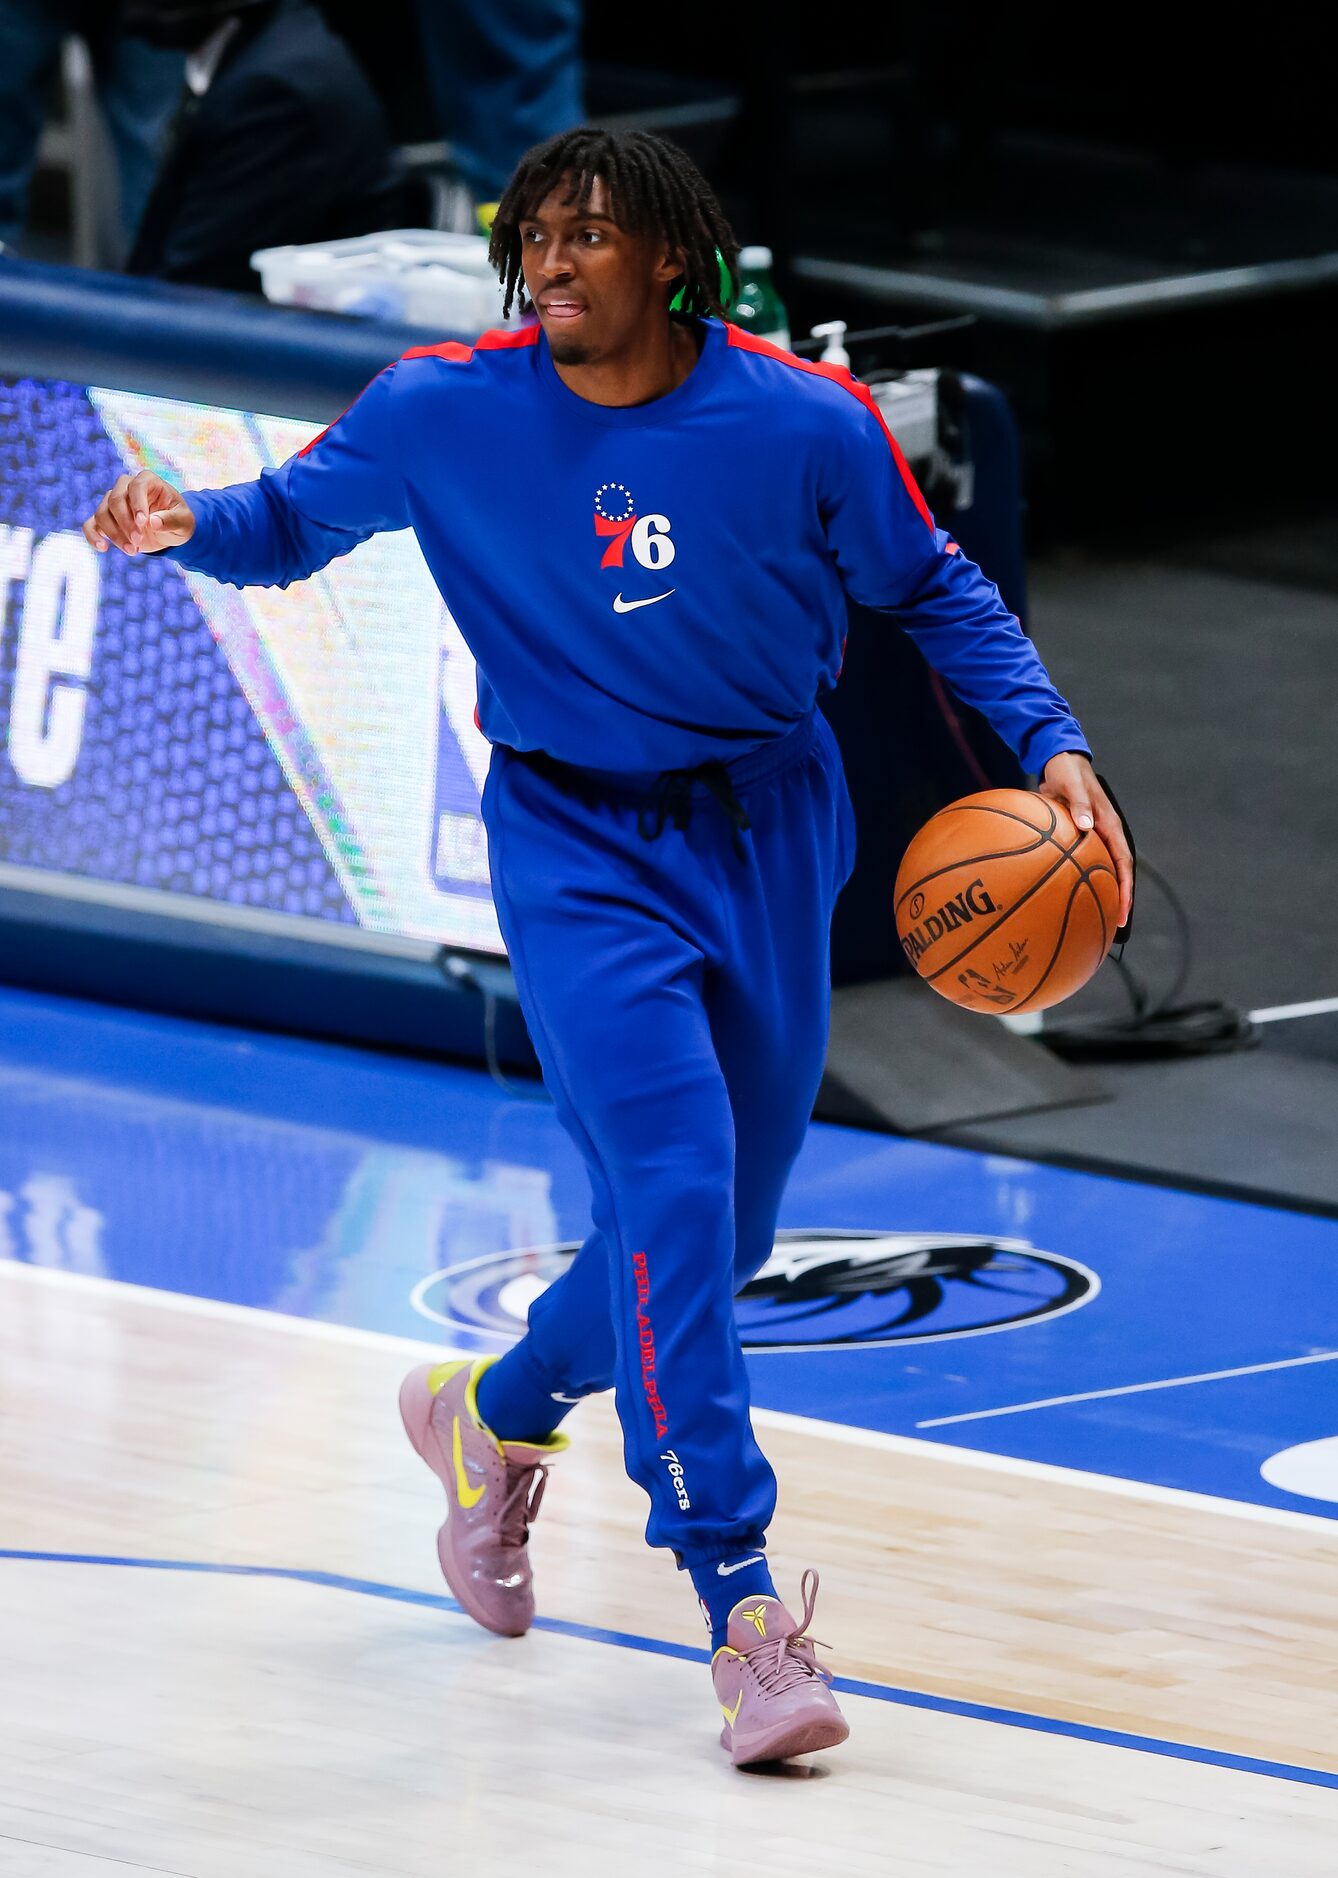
[{"xmin": 810, "ymin": 320, "xmax": 850, "ymax": 368}]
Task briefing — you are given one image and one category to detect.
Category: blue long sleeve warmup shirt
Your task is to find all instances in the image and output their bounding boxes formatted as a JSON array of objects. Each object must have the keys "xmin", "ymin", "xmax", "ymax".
[{"xmin": 171, "ymin": 317, "xmax": 1089, "ymax": 777}]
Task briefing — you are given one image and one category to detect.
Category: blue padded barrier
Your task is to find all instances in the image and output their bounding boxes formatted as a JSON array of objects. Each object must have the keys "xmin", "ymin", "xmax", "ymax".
[{"xmin": 0, "ymin": 256, "xmax": 432, "ymax": 420}]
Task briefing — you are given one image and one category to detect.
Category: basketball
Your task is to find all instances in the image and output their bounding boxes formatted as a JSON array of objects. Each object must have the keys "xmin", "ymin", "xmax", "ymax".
[{"xmin": 894, "ymin": 788, "xmax": 1120, "ymax": 1014}]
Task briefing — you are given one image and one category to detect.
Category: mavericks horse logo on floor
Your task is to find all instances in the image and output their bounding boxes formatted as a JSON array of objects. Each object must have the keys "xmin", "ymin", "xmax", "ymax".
[{"xmin": 411, "ymin": 1230, "xmax": 1098, "ymax": 1353}]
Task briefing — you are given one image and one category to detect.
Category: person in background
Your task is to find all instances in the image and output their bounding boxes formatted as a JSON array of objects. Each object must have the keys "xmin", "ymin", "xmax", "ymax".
[
  {"xmin": 0, "ymin": 0, "xmax": 183, "ymax": 260},
  {"xmin": 413, "ymin": 0, "xmax": 583, "ymax": 211},
  {"xmin": 122, "ymin": 0, "xmax": 421, "ymax": 293}
]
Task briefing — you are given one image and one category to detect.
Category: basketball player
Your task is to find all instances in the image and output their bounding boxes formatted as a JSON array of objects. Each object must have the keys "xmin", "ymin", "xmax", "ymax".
[{"xmin": 84, "ymin": 128, "xmax": 1133, "ymax": 1768}]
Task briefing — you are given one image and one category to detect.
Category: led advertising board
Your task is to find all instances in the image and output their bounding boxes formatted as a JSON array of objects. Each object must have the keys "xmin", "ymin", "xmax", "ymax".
[{"xmin": 0, "ymin": 376, "xmax": 503, "ymax": 954}]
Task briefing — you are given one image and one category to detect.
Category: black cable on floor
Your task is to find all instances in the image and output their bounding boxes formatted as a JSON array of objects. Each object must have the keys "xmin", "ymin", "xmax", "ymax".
[
  {"xmin": 1040, "ymin": 858, "xmax": 1258, "ymax": 1061},
  {"xmin": 440, "ymin": 953, "xmax": 547, "ymax": 1099}
]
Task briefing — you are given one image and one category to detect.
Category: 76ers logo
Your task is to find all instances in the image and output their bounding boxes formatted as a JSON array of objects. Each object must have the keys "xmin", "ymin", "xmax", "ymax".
[{"xmin": 594, "ymin": 482, "xmax": 676, "ymax": 584}]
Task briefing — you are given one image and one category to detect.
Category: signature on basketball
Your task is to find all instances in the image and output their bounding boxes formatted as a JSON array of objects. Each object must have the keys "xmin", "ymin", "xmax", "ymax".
[{"xmin": 992, "ymin": 938, "xmax": 1030, "ymax": 981}]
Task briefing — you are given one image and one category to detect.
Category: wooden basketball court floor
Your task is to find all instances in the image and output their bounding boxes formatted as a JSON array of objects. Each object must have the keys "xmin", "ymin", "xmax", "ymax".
[{"xmin": 1, "ymin": 983, "xmax": 1336, "ymax": 1875}]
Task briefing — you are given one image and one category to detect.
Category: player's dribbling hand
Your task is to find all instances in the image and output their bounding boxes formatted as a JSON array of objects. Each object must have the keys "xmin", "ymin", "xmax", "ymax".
[
  {"xmin": 83, "ymin": 470, "xmax": 195, "ymax": 557},
  {"xmin": 1039, "ymin": 752, "xmax": 1135, "ymax": 930}
]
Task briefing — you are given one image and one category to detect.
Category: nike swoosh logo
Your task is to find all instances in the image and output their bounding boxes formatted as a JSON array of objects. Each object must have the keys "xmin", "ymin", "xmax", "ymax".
[
  {"xmin": 717, "ymin": 1555, "xmax": 765, "ymax": 1577},
  {"xmin": 452, "ymin": 1417, "xmax": 487, "ymax": 1509},
  {"xmin": 612, "ymin": 589, "xmax": 675, "ymax": 613},
  {"xmin": 720, "ymin": 1689, "xmax": 743, "ymax": 1728}
]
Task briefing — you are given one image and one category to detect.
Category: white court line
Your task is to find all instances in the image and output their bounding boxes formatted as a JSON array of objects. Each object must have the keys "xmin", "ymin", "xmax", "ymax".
[
  {"xmin": 0, "ymin": 1258, "xmax": 457, "ymax": 1361},
  {"xmin": 749, "ymin": 1406, "xmax": 1338, "ymax": 1537},
  {"xmin": 1248, "ymin": 996, "xmax": 1338, "ymax": 1023},
  {"xmin": 917, "ymin": 1349, "xmax": 1338, "ymax": 1427},
  {"xmin": 4, "ymin": 1258, "xmax": 1338, "ymax": 1541}
]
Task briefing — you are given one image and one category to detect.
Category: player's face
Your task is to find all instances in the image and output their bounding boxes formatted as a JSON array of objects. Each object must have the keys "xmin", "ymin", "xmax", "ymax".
[{"xmin": 518, "ymin": 175, "xmax": 683, "ymax": 366}]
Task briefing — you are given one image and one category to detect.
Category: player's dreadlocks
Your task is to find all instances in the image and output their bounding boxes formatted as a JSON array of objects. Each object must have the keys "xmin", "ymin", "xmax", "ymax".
[{"xmin": 489, "ymin": 127, "xmax": 739, "ymax": 322}]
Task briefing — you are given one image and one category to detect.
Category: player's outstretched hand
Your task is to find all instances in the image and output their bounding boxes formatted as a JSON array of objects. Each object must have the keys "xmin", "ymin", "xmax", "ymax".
[
  {"xmin": 1039, "ymin": 752, "xmax": 1135, "ymax": 930},
  {"xmin": 83, "ymin": 470, "xmax": 195, "ymax": 557}
]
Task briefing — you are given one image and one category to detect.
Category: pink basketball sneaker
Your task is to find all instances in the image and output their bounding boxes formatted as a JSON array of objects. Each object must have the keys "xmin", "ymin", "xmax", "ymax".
[
  {"xmin": 711, "ymin": 1570, "xmax": 850, "ymax": 1766},
  {"xmin": 399, "ymin": 1356, "xmax": 567, "ymax": 1637}
]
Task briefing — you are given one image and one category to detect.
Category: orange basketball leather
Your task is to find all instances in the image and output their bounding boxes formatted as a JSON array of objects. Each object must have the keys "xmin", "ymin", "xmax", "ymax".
[{"xmin": 893, "ymin": 788, "xmax": 1119, "ymax": 1014}]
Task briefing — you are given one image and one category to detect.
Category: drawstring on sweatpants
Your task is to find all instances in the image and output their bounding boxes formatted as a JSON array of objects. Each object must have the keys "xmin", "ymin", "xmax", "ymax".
[{"xmin": 637, "ymin": 762, "xmax": 752, "ymax": 858}]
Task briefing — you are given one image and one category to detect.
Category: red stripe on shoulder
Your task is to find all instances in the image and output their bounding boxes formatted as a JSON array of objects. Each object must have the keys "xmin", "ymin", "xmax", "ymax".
[
  {"xmin": 475, "ymin": 323, "xmax": 542, "ymax": 350},
  {"xmin": 298, "ymin": 365, "xmax": 392, "ymax": 458},
  {"xmin": 402, "ymin": 324, "xmax": 541, "ymax": 364},
  {"xmin": 724, "ymin": 321, "xmax": 935, "ymax": 533},
  {"xmin": 301, "ymin": 326, "xmax": 538, "ymax": 456},
  {"xmin": 401, "ymin": 339, "xmax": 475, "ymax": 363},
  {"xmin": 298, "ymin": 326, "xmax": 538, "ymax": 458}
]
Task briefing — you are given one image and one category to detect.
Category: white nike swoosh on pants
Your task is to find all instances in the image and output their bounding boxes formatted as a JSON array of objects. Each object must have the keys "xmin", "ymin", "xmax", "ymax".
[
  {"xmin": 717, "ymin": 1555, "xmax": 765, "ymax": 1577},
  {"xmin": 612, "ymin": 590, "xmax": 675, "ymax": 613}
]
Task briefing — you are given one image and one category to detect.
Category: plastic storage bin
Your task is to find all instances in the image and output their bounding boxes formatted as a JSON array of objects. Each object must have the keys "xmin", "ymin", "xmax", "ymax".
[{"xmin": 250, "ymin": 230, "xmax": 518, "ymax": 338}]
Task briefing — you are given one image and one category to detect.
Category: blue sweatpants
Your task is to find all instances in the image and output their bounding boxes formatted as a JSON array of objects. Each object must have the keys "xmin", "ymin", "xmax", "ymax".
[{"xmin": 480, "ymin": 711, "xmax": 855, "ymax": 1568}]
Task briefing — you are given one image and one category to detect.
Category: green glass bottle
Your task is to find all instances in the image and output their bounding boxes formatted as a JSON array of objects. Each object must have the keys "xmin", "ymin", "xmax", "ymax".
[{"xmin": 731, "ymin": 245, "xmax": 790, "ymax": 350}]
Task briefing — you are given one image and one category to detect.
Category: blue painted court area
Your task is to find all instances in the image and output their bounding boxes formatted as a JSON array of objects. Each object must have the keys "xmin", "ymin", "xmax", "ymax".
[{"xmin": 1, "ymin": 984, "xmax": 1335, "ymax": 1522}]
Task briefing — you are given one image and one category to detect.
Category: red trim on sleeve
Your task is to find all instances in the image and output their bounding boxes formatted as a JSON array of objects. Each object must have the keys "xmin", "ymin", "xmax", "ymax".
[
  {"xmin": 475, "ymin": 323, "xmax": 542, "ymax": 351},
  {"xmin": 402, "ymin": 324, "xmax": 540, "ymax": 362},
  {"xmin": 724, "ymin": 323, "xmax": 935, "ymax": 534},
  {"xmin": 401, "ymin": 339, "xmax": 475, "ymax": 364},
  {"xmin": 297, "ymin": 366, "xmax": 392, "ymax": 458},
  {"xmin": 299, "ymin": 324, "xmax": 540, "ymax": 457}
]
